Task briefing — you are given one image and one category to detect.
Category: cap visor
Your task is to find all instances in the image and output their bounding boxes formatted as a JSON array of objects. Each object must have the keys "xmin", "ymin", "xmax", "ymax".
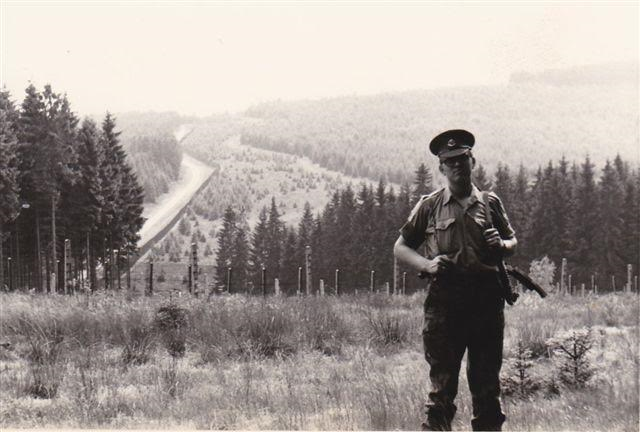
[{"xmin": 439, "ymin": 148, "xmax": 470, "ymax": 160}]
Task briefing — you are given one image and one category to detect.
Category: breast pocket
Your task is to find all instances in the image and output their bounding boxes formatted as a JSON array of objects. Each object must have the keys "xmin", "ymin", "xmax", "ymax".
[{"xmin": 425, "ymin": 217, "xmax": 457, "ymax": 255}]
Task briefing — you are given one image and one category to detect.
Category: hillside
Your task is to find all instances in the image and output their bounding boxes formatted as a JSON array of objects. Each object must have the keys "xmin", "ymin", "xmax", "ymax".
[{"xmin": 240, "ymin": 63, "xmax": 638, "ymax": 183}]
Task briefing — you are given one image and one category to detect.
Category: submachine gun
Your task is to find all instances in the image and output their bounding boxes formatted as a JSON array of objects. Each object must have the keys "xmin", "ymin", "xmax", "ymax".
[{"xmin": 481, "ymin": 191, "xmax": 546, "ymax": 304}]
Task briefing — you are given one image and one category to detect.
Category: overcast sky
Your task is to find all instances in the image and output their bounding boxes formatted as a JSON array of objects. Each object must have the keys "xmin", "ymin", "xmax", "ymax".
[{"xmin": 1, "ymin": 1, "xmax": 638, "ymax": 116}]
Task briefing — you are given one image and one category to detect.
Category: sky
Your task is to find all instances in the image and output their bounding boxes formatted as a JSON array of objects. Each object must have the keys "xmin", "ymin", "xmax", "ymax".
[{"xmin": 1, "ymin": 1, "xmax": 638, "ymax": 116}]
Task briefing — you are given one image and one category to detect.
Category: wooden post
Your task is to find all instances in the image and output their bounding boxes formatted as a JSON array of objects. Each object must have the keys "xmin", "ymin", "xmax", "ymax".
[
  {"xmin": 393, "ymin": 257, "xmax": 398, "ymax": 295},
  {"xmin": 148, "ymin": 261, "xmax": 154, "ymax": 295},
  {"xmin": 385, "ymin": 281, "xmax": 390, "ymax": 296},
  {"xmin": 611, "ymin": 275, "xmax": 616, "ymax": 292},
  {"xmin": 591, "ymin": 275, "xmax": 595, "ymax": 295},
  {"xmin": 560, "ymin": 258, "xmax": 567, "ymax": 294},
  {"xmin": 370, "ymin": 270, "xmax": 375, "ymax": 292},
  {"xmin": 581, "ymin": 283, "xmax": 585, "ymax": 297},
  {"xmin": 635, "ymin": 275, "xmax": 638, "ymax": 294},
  {"xmin": 227, "ymin": 267, "xmax": 232, "ymax": 293},
  {"xmin": 402, "ymin": 271, "xmax": 407, "ymax": 295},
  {"xmin": 114, "ymin": 249, "xmax": 120, "ymax": 291},
  {"xmin": 568, "ymin": 275, "xmax": 572, "ymax": 295},
  {"xmin": 626, "ymin": 264, "xmax": 632, "ymax": 293},
  {"xmin": 275, "ymin": 278, "xmax": 280, "ymax": 296},
  {"xmin": 261, "ymin": 266, "xmax": 266, "ymax": 297},
  {"xmin": 305, "ymin": 246, "xmax": 312, "ymax": 296},
  {"xmin": 188, "ymin": 264, "xmax": 192, "ymax": 293},
  {"xmin": 7, "ymin": 257, "xmax": 12, "ymax": 291},
  {"xmin": 319, "ymin": 279, "xmax": 324, "ymax": 297},
  {"xmin": 335, "ymin": 269, "xmax": 340, "ymax": 296},
  {"xmin": 126, "ymin": 253, "xmax": 131, "ymax": 290},
  {"xmin": 86, "ymin": 232, "xmax": 92, "ymax": 291},
  {"xmin": 191, "ymin": 242, "xmax": 199, "ymax": 296},
  {"xmin": 51, "ymin": 196, "xmax": 57, "ymax": 293},
  {"xmin": 63, "ymin": 239, "xmax": 71, "ymax": 294},
  {"xmin": 297, "ymin": 266, "xmax": 302, "ymax": 296}
]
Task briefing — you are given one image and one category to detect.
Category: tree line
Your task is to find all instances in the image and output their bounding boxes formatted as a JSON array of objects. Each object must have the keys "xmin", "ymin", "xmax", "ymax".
[
  {"xmin": 214, "ymin": 155, "xmax": 638, "ymax": 294},
  {"xmin": 0, "ymin": 85, "xmax": 145, "ymax": 292}
]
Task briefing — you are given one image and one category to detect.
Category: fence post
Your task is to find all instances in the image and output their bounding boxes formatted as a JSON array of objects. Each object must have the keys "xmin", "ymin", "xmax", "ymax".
[
  {"xmin": 305, "ymin": 246, "xmax": 312, "ymax": 296},
  {"xmin": 568, "ymin": 274, "xmax": 572, "ymax": 295},
  {"xmin": 227, "ymin": 266, "xmax": 232, "ymax": 294},
  {"xmin": 148, "ymin": 261, "xmax": 154, "ymax": 295},
  {"xmin": 560, "ymin": 257, "xmax": 567, "ymax": 294},
  {"xmin": 261, "ymin": 266, "xmax": 266, "ymax": 297},
  {"xmin": 115, "ymin": 249, "xmax": 121, "ymax": 291},
  {"xmin": 126, "ymin": 253, "xmax": 131, "ymax": 290},
  {"xmin": 297, "ymin": 266, "xmax": 302, "ymax": 296},
  {"xmin": 611, "ymin": 275, "xmax": 616, "ymax": 292},
  {"xmin": 319, "ymin": 279, "xmax": 325, "ymax": 297},
  {"xmin": 63, "ymin": 239, "xmax": 70, "ymax": 294},
  {"xmin": 191, "ymin": 242, "xmax": 199, "ymax": 296},
  {"xmin": 402, "ymin": 271, "xmax": 407, "ymax": 295},
  {"xmin": 188, "ymin": 264, "xmax": 192, "ymax": 293},
  {"xmin": 393, "ymin": 257, "xmax": 398, "ymax": 295},
  {"xmin": 581, "ymin": 283, "xmax": 585, "ymax": 297},
  {"xmin": 627, "ymin": 264, "xmax": 632, "ymax": 293},
  {"xmin": 385, "ymin": 281, "xmax": 390, "ymax": 296},
  {"xmin": 275, "ymin": 278, "xmax": 280, "ymax": 296},
  {"xmin": 335, "ymin": 269, "xmax": 340, "ymax": 296},
  {"xmin": 370, "ymin": 270, "xmax": 375, "ymax": 292}
]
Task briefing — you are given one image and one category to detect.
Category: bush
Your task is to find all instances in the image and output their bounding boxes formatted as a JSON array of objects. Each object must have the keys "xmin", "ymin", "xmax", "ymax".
[
  {"xmin": 364, "ymin": 308, "xmax": 411, "ymax": 348},
  {"xmin": 546, "ymin": 327, "xmax": 594, "ymax": 388},
  {"xmin": 297, "ymin": 298, "xmax": 352, "ymax": 355},
  {"xmin": 14, "ymin": 316, "xmax": 66, "ymax": 398},
  {"xmin": 154, "ymin": 304, "xmax": 189, "ymax": 358}
]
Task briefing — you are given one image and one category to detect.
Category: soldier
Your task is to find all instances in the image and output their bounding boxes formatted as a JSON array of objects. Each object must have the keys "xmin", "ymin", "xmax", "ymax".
[{"xmin": 393, "ymin": 129, "xmax": 517, "ymax": 431}]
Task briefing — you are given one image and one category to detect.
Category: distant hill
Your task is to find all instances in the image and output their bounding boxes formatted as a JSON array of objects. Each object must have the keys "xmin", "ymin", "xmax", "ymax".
[
  {"xmin": 239, "ymin": 63, "xmax": 638, "ymax": 183},
  {"xmin": 510, "ymin": 62, "xmax": 638, "ymax": 86}
]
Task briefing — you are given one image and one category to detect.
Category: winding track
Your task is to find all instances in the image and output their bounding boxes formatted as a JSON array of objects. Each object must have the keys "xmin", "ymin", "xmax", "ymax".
[{"xmin": 135, "ymin": 153, "xmax": 214, "ymax": 258}]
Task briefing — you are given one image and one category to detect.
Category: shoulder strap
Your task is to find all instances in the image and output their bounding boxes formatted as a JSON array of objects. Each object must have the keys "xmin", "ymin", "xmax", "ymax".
[{"xmin": 482, "ymin": 191, "xmax": 493, "ymax": 228}]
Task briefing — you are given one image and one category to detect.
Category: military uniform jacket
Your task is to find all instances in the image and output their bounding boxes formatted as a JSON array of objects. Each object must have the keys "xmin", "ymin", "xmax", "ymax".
[{"xmin": 400, "ymin": 185, "xmax": 515, "ymax": 275}]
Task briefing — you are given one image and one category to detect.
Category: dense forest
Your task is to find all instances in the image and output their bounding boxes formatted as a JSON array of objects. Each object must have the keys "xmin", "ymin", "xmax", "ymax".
[
  {"xmin": 239, "ymin": 64, "xmax": 638, "ymax": 184},
  {"xmin": 0, "ymin": 85, "xmax": 145, "ymax": 292},
  {"xmin": 212, "ymin": 155, "xmax": 639, "ymax": 295}
]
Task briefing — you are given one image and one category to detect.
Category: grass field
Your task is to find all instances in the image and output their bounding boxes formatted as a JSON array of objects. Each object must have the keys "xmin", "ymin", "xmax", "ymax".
[{"xmin": 0, "ymin": 290, "xmax": 637, "ymax": 430}]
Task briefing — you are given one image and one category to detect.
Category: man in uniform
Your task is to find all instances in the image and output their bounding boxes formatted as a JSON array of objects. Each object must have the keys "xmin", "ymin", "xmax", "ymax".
[{"xmin": 393, "ymin": 129, "xmax": 517, "ymax": 431}]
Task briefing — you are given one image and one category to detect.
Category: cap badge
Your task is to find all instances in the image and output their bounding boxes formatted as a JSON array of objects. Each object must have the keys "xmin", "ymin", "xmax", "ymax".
[{"xmin": 447, "ymin": 139, "xmax": 456, "ymax": 148}]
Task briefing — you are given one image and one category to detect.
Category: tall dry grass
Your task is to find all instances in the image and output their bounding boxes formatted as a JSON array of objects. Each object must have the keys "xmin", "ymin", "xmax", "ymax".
[{"xmin": 0, "ymin": 290, "xmax": 637, "ymax": 430}]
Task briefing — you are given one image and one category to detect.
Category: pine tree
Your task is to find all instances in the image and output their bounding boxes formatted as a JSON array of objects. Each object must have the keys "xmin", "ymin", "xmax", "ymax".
[
  {"xmin": 569, "ymin": 156, "xmax": 600, "ymax": 286},
  {"xmin": 596, "ymin": 160, "xmax": 625, "ymax": 281},
  {"xmin": 280, "ymin": 226, "xmax": 299, "ymax": 294},
  {"xmin": 215, "ymin": 206, "xmax": 236, "ymax": 289},
  {"xmin": 231, "ymin": 224, "xmax": 250, "ymax": 293},
  {"xmin": 412, "ymin": 163, "xmax": 433, "ymax": 205},
  {"xmin": 266, "ymin": 197, "xmax": 284, "ymax": 281},
  {"xmin": 249, "ymin": 206, "xmax": 269, "ymax": 292},
  {"xmin": 0, "ymin": 90, "xmax": 21, "ymax": 289},
  {"xmin": 472, "ymin": 163, "xmax": 492, "ymax": 191}
]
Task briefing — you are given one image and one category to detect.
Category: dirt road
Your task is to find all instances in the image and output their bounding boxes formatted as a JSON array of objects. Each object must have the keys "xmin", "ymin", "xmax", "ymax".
[{"xmin": 137, "ymin": 153, "xmax": 214, "ymax": 250}]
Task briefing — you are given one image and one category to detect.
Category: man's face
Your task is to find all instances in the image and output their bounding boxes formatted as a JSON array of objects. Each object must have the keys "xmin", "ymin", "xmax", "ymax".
[{"xmin": 439, "ymin": 153, "xmax": 474, "ymax": 184}]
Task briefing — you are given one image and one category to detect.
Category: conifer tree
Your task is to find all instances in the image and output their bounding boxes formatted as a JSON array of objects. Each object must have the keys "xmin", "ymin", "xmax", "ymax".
[
  {"xmin": 412, "ymin": 163, "xmax": 433, "ymax": 205},
  {"xmin": 215, "ymin": 206, "xmax": 236, "ymax": 289},
  {"xmin": 266, "ymin": 197, "xmax": 284, "ymax": 280},
  {"xmin": 280, "ymin": 226, "xmax": 298, "ymax": 294},
  {"xmin": 472, "ymin": 163, "xmax": 492, "ymax": 191},
  {"xmin": 569, "ymin": 156, "xmax": 600, "ymax": 285},
  {"xmin": 231, "ymin": 223, "xmax": 249, "ymax": 292},
  {"xmin": 596, "ymin": 160, "xmax": 625, "ymax": 280},
  {"xmin": 0, "ymin": 90, "xmax": 21, "ymax": 288},
  {"xmin": 249, "ymin": 206, "xmax": 269, "ymax": 291}
]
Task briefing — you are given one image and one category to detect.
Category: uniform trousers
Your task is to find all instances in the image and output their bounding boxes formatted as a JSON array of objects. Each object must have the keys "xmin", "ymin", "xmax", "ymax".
[{"xmin": 422, "ymin": 272, "xmax": 506, "ymax": 431}]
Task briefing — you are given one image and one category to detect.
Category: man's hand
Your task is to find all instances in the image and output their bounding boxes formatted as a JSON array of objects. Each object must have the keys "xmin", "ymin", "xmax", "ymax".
[
  {"xmin": 483, "ymin": 228, "xmax": 505, "ymax": 250},
  {"xmin": 422, "ymin": 255, "xmax": 453, "ymax": 275}
]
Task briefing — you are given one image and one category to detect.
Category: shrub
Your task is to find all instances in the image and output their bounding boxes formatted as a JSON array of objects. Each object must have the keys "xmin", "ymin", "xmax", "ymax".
[
  {"xmin": 297, "ymin": 298, "xmax": 352, "ymax": 355},
  {"xmin": 364, "ymin": 308, "xmax": 411, "ymax": 348},
  {"xmin": 14, "ymin": 315, "xmax": 66, "ymax": 398},
  {"xmin": 501, "ymin": 340, "xmax": 542, "ymax": 399},
  {"xmin": 116, "ymin": 309, "xmax": 156, "ymax": 366},
  {"xmin": 154, "ymin": 304, "xmax": 188, "ymax": 358},
  {"xmin": 232, "ymin": 301, "xmax": 296, "ymax": 358},
  {"xmin": 546, "ymin": 327, "xmax": 594, "ymax": 388}
]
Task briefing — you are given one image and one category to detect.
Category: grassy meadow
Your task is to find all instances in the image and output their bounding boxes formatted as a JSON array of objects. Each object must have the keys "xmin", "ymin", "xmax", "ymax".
[{"xmin": 0, "ymin": 290, "xmax": 637, "ymax": 431}]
